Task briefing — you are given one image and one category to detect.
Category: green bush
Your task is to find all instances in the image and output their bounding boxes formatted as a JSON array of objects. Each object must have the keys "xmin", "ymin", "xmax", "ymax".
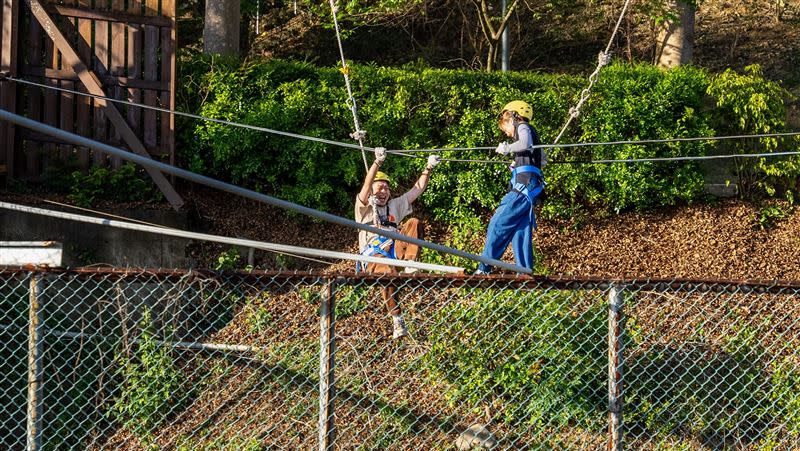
[
  {"xmin": 421, "ymin": 288, "xmax": 607, "ymax": 427},
  {"xmin": 177, "ymin": 53, "xmax": 793, "ymax": 234},
  {"xmin": 111, "ymin": 309, "xmax": 185, "ymax": 445},
  {"xmin": 68, "ymin": 163, "xmax": 164, "ymax": 207},
  {"xmin": 625, "ymin": 325, "xmax": 800, "ymax": 446},
  {"xmin": 707, "ymin": 65, "xmax": 799, "ymax": 202}
]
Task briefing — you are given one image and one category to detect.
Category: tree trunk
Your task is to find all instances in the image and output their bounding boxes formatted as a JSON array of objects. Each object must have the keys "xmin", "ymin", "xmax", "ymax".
[
  {"xmin": 204, "ymin": 0, "xmax": 241, "ymax": 55},
  {"xmin": 655, "ymin": 0, "xmax": 695, "ymax": 68}
]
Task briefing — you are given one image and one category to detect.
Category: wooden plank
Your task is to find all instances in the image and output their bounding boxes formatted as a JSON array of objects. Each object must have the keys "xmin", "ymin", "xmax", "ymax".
[
  {"xmin": 75, "ymin": 0, "xmax": 91, "ymax": 168},
  {"xmin": 58, "ymin": 0, "xmax": 78, "ymax": 163},
  {"xmin": 93, "ymin": 0, "xmax": 110, "ymax": 167},
  {"xmin": 45, "ymin": 4, "xmax": 172, "ymax": 27},
  {"xmin": 1, "ymin": 0, "xmax": 20, "ymax": 182},
  {"xmin": 126, "ymin": 0, "xmax": 143, "ymax": 144},
  {"xmin": 59, "ymin": 79, "xmax": 75, "ymax": 161},
  {"xmin": 142, "ymin": 0, "xmax": 158, "ymax": 153},
  {"xmin": 25, "ymin": 15, "xmax": 43, "ymax": 178},
  {"xmin": 43, "ymin": 0, "xmax": 59, "ymax": 168},
  {"xmin": 27, "ymin": 0, "xmax": 184, "ymax": 210},
  {"xmin": 109, "ymin": 0, "xmax": 125, "ymax": 167},
  {"xmin": 0, "ymin": 0, "xmax": 5, "ymax": 170},
  {"xmin": 43, "ymin": 26, "xmax": 58, "ymax": 169},
  {"xmin": 20, "ymin": 129, "xmax": 168, "ymax": 155},
  {"xmin": 161, "ymin": 0, "xmax": 175, "ymax": 169},
  {"xmin": 21, "ymin": 65, "xmax": 169, "ymax": 90}
]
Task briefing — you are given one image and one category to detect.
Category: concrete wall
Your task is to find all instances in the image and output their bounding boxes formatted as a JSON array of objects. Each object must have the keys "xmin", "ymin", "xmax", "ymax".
[{"xmin": 0, "ymin": 208, "xmax": 192, "ymax": 268}]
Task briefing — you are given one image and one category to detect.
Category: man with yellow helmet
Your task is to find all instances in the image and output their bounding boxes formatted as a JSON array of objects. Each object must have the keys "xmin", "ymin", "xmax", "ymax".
[
  {"xmin": 355, "ymin": 147, "xmax": 440, "ymax": 338},
  {"xmin": 476, "ymin": 100, "xmax": 546, "ymax": 274}
]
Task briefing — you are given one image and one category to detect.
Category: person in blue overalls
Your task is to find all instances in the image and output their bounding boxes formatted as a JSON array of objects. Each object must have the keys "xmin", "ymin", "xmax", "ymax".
[{"xmin": 476, "ymin": 100, "xmax": 546, "ymax": 274}]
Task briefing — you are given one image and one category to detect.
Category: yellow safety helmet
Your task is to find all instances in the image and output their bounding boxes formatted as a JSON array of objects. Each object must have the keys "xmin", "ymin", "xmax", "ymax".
[
  {"xmin": 373, "ymin": 171, "xmax": 392, "ymax": 186},
  {"xmin": 501, "ymin": 100, "xmax": 533, "ymax": 121}
]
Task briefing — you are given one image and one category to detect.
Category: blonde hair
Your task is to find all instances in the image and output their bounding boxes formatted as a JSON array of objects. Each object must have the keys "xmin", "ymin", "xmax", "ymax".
[{"xmin": 497, "ymin": 110, "xmax": 516, "ymax": 129}]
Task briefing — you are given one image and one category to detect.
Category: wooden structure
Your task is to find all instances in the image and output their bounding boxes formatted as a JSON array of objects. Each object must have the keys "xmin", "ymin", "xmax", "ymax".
[{"xmin": 0, "ymin": 0, "xmax": 182, "ymax": 210}]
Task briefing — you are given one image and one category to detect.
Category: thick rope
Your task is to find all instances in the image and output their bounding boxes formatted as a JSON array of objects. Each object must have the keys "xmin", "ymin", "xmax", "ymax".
[
  {"xmin": 552, "ymin": 0, "xmax": 634, "ymax": 145},
  {"xmin": 328, "ymin": 0, "xmax": 370, "ymax": 171}
]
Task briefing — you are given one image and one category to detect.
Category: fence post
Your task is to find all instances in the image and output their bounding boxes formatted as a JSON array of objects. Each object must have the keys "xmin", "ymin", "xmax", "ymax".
[
  {"xmin": 27, "ymin": 272, "xmax": 44, "ymax": 451},
  {"xmin": 607, "ymin": 284, "xmax": 624, "ymax": 451},
  {"xmin": 318, "ymin": 278, "xmax": 337, "ymax": 451}
]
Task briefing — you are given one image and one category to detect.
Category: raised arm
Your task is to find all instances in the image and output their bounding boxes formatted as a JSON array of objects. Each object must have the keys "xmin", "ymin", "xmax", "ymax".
[
  {"xmin": 405, "ymin": 155, "xmax": 440, "ymax": 204},
  {"xmin": 357, "ymin": 148, "xmax": 386, "ymax": 205}
]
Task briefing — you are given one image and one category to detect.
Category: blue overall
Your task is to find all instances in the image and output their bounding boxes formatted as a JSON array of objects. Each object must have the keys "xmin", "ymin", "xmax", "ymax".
[
  {"xmin": 477, "ymin": 165, "xmax": 544, "ymax": 273},
  {"xmin": 355, "ymin": 234, "xmax": 396, "ymax": 273}
]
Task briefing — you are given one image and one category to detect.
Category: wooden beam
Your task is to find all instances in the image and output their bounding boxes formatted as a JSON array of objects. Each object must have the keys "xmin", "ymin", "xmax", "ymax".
[
  {"xmin": 24, "ymin": 0, "xmax": 184, "ymax": 210},
  {"xmin": 46, "ymin": 4, "xmax": 172, "ymax": 27},
  {"xmin": 162, "ymin": 0, "xmax": 176, "ymax": 170},
  {"xmin": 20, "ymin": 128, "xmax": 169, "ymax": 155},
  {"xmin": 1, "ymin": 0, "xmax": 20, "ymax": 183}
]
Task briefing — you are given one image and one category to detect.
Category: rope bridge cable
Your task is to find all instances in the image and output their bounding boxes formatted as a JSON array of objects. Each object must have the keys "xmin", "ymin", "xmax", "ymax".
[
  {"xmin": 4, "ymin": 75, "xmax": 381, "ymax": 155},
  {"xmin": 328, "ymin": 0, "xmax": 370, "ymax": 171},
  {"xmin": 0, "ymin": 108, "xmax": 530, "ymax": 274},
  {"xmin": 390, "ymin": 131, "xmax": 800, "ymax": 153},
  {"xmin": 4, "ymin": 75, "xmax": 428, "ymax": 161},
  {"xmin": 551, "ymin": 0, "xmax": 634, "ymax": 146},
  {"xmin": 0, "ymin": 201, "xmax": 464, "ymax": 273},
  {"xmin": 30, "ymin": 198, "xmax": 336, "ymax": 266},
  {"xmin": 10, "ymin": 75, "xmax": 800, "ymax": 166},
  {"xmin": 416, "ymin": 150, "xmax": 800, "ymax": 166}
]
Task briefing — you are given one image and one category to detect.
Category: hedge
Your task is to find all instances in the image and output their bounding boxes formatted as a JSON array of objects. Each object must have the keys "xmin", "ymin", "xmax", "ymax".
[{"xmin": 176, "ymin": 52, "xmax": 795, "ymax": 262}]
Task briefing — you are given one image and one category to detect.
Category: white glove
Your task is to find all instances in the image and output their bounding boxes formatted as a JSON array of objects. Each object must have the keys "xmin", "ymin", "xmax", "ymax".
[
  {"xmin": 426, "ymin": 155, "xmax": 441, "ymax": 170},
  {"xmin": 495, "ymin": 142, "xmax": 509, "ymax": 155},
  {"xmin": 374, "ymin": 147, "xmax": 386, "ymax": 165}
]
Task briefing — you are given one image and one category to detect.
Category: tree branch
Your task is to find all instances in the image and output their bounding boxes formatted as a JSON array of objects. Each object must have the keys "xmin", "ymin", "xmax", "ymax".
[{"xmin": 491, "ymin": 0, "xmax": 520, "ymax": 40}]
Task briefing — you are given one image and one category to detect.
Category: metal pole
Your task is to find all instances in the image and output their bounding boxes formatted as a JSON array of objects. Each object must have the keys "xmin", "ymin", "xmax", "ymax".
[
  {"xmin": 0, "ymin": 109, "xmax": 529, "ymax": 274},
  {"xmin": 0, "ymin": 202, "xmax": 464, "ymax": 274},
  {"xmin": 501, "ymin": 0, "xmax": 509, "ymax": 72},
  {"xmin": 607, "ymin": 284, "xmax": 624, "ymax": 451},
  {"xmin": 27, "ymin": 272, "xmax": 44, "ymax": 451},
  {"xmin": 318, "ymin": 280, "xmax": 336, "ymax": 451}
]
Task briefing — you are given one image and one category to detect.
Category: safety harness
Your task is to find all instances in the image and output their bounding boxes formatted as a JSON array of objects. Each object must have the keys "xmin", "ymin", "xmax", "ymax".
[
  {"xmin": 357, "ymin": 201, "xmax": 397, "ymax": 272},
  {"xmin": 510, "ymin": 164, "xmax": 545, "ymax": 228},
  {"xmin": 508, "ymin": 123, "xmax": 546, "ymax": 228}
]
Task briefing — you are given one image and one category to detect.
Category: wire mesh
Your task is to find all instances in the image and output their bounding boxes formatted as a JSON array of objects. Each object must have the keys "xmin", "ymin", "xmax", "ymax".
[{"xmin": 0, "ymin": 268, "xmax": 797, "ymax": 450}]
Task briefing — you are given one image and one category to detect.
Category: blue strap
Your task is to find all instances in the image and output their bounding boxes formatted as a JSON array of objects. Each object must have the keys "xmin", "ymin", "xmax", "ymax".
[
  {"xmin": 509, "ymin": 165, "xmax": 545, "ymax": 229},
  {"xmin": 360, "ymin": 234, "xmax": 396, "ymax": 260},
  {"xmin": 511, "ymin": 165, "xmax": 543, "ymax": 179}
]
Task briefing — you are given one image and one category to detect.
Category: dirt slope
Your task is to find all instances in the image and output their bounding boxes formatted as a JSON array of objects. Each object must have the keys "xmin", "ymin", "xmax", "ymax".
[
  {"xmin": 537, "ymin": 201, "xmax": 800, "ymax": 281},
  {"xmin": 187, "ymin": 188, "xmax": 800, "ymax": 281}
]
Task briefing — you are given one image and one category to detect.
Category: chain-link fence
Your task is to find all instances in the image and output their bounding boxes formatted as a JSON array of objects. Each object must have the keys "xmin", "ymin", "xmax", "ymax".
[{"xmin": 0, "ymin": 267, "xmax": 798, "ymax": 450}]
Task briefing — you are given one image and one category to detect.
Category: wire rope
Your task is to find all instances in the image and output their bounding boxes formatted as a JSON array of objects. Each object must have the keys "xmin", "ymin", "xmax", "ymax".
[
  {"xmin": 389, "ymin": 131, "xmax": 800, "ymax": 153},
  {"xmin": 328, "ymin": 0, "xmax": 370, "ymax": 171},
  {"xmin": 551, "ymin": 0, "xmax": 634, "ymax": 145},
  {"xmin": 7, "ymin": 75, "xmax": 800, "ymax": 166},
  {"xmin": 31, "ymin": 198, "xmax": 336, "ymax": 265},
  {"xmin": 5, "ymin": 75, "xmax": 377, "ymax": 154}
]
